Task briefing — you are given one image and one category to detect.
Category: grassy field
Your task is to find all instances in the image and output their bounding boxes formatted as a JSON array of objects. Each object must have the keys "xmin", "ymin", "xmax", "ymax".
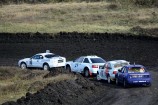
[
  {"xmin": 0, "ymin": 67, "xmax": 74, "ymax": 104},
  {"xmin": 0, "ymin": 1, "xmax": 157, "ymax": 33}
]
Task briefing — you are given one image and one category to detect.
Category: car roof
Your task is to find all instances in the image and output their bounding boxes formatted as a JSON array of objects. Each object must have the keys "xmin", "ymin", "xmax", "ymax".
[
  {"xmin": 125, "ymin": 65, "xmax": 144, "ymax": 68},
  {"xmin": 36, "ymin": 53, "xmax": 54, "ymax": 56},
  {"xmin": 83, "ymin": 55, "xmax": 100, "ymax": 58},
  {"xmin": 108, "ymin": 60, "xmax": 129, "ymax": 64}
]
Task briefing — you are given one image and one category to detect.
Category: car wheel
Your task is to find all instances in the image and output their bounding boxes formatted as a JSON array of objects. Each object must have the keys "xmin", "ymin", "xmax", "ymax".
[
  {"xmin": 84, "ymin": 69, "xmax": 90, "ymax": 77},
  {"xmin": 43, "ymin": 64, "xmax": 49, "ymax": 71},
  {"xmin": 123, "ymin": 80, "xmax": 128, "ymax": 88},
  {"xmin": 97, "ymin": 73, "xmax": 101, "ymax": 81},
  {"xmin": 107, "ymin": 76, "xmax": 111, "ymax": 84},
  {"xmin": 116, "ymin": 78, "xmax": 119, "ymax": 85},
  {"xmin": 66, "ymin": 65, "xmax": 71, "ymax": 72},
  {"xmin": 20, "ymin": 63, "xmax": 27, "ymax": 70}
]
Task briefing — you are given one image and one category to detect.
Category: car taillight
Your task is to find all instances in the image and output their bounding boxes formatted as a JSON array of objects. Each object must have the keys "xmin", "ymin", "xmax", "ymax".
[
  {"xmin": 113, "ymin": 71, "xmax": 117, "ymax": 74},
  {"xmin": 92, "ymin": 65, "xmax": 98, "ymax": 68}
]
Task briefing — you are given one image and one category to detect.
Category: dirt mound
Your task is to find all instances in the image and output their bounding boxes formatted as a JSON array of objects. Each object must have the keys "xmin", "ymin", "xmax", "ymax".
[
  {"xmin": 3, "ymin": 67, "xmax": 158, "ymax": 105},
  {"xmin": 2, "ymin": 74, "xmax": 105, "ymax": 105}
]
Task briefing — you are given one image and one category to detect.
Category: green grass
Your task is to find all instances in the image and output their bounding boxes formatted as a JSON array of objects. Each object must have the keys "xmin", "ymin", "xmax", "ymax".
[
  {"xmin": 0, "ymin": 67, "xmax": 75, "ymax": 104},
  {"xmin": 0, "ymin": 2, "xmax": 157, "ymax": 33}
]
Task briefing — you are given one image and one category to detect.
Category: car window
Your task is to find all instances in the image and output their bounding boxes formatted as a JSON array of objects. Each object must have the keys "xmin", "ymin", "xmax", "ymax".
[
  {"xmin": 32, "ymin": 55, "xmax": 43, "ymax": 59},
  {"xmin": 90, "ymin": 58, "xmax": 106, "ymax": 63},
  {"xmin": 45, "ymin": 54, "xmax": 59, "ymax": 58},
  {"xmin": 102, "ymin": 64, "xmax": 106, "ymax": 69},
  {"xmin": 128, "ymin": 67, "xmax": 145, "ymax": 73},
  {"xmin": 121, "ymin": 67, "xmax": 126, "ymax": 73},
  {"xmin": 114, "ymin": 62, "xmax": 129, "ymax": 68},
  {"xmin": 107, "ymin": 63, "xmax": 112, "ymax": 69},
  {"xmin": 83, "ymin": 58, "xmax": 90, "ymax": 63}
]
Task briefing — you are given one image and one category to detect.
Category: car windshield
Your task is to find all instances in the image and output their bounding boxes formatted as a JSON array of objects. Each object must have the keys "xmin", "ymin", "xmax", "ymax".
[
  {"xmin": 90, "ymin": 58, "xmax": 105, "ymax": 63},
  {"xmin": 128, "ymin": 67, "xmax": 145, "ymax": 73},
  {"xmin": 114, "ymin": 62, "xmax": 129, "ymax": 68},
  {"xmin": 45, "ymin": 54, "xmax": 59, "ymax": 58}
]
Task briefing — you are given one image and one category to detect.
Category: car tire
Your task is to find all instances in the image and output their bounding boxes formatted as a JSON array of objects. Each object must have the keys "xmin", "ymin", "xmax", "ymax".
[
  {"xmin": 123, "ymin": 80, "xmax": 129, "ymax": 88},
  {"xmin": 66, "ymin": 65, "xmax": 71, "ymax": 72},
  {"xmin": 84, "ymin": 69, "xmax": 90, "ymax": 77},
  {"xmin": 96, "ymin": 73, "xmax": 101, "ymax": 81},
  {"xmin": 107, "ymin": 76, "xmax": 111, "ymax": 84},
  {"xmin": 20, "ymin": 63, "xmax": 27, "ymax": 70},
  {"xmin": 43, "ymin": 64, "xmax": 49, "ymax": 71},
  {"xmin": 116, "ymin": 78, "xmax": 119, "ymax": 85}
]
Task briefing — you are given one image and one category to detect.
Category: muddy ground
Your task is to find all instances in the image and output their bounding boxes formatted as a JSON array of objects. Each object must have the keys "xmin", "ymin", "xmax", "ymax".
[{"xmin": 0, "ymin": 32, "xmax": 158, "ymax": 105}]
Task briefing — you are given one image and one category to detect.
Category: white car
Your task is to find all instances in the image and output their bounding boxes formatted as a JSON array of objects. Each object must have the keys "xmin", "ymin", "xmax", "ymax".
[
  {"xmin": 96, "ymin": 60, "xmax": 129, "ymax": 83},
  {"xmin": 65, "ymin": 55, "xmax": 106, "ymax": 77},
  {"xmin": 18, "ymin": 51, "xmax": 66, "ymax": 70}
]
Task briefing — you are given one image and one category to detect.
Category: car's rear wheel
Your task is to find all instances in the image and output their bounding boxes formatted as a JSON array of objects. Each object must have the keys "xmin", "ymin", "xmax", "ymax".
[
  {"xmin": 20, "ymin": 63, "xmax": 27, "ymax": 70},
  {"xmin": 84, "ymin": 69, "xmax": 90, "ymax": 77},
  {"xmin": 43, "ymin": 64, "xmax": 49, "ymax": 71},
  {"xmin": 107, "ymin": 76, "xmax": 111, "ymax": 84}
]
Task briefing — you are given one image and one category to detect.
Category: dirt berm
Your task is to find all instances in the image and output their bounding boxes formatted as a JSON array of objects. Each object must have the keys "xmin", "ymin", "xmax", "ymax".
[{"xmin": 0, "ymin": 32, "xmax": 158, "ymax": 66}]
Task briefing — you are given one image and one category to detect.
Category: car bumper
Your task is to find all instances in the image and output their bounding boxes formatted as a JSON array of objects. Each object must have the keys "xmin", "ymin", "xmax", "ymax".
[
  {"xmin": 49, "ymin": 63, "xmax": 65, "ymax": 68},
  {"xmin": 127, "ymin": 78, "xmax": 151, "ymax": 86}
]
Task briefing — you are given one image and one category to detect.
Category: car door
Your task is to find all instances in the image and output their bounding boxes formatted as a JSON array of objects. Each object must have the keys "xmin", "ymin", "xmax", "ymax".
[
  {"xmin": 36, "ymin": 55, "xmax": 44, "ymax": 68},
  {"xmin": 74, "ymin": 57, "xmax": 84, "ymax": 73},
  {"xmin": 99, "ymin": 64, "xmax": 106, "ymax": 79},
  {"xmin": 118, "ymin": 67, "xmax": 126, "ymax": 83},
  {"xmin": 31, "ymin": 55, "xmax": 41, "ymax": 67},
  {"xmin": 78, "ymin": 58, "xmax": 89, "ymax": 73},
  {"xmin": 71, "ymin": 57, "xmax": 83, "ymax": 72},
  {"xmin": 104, "ymin": 63, "xmax": 112, "ymax": 79}
]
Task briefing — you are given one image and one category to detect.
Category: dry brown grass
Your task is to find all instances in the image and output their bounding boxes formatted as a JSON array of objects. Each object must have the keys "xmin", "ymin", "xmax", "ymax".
[
  {"xmin": 0, "ymin": 66, "xmax": 75, "ymax": 104},
  {"xmin": 0, "ymin": 2, "xmax": 157, "ymax": 33}
]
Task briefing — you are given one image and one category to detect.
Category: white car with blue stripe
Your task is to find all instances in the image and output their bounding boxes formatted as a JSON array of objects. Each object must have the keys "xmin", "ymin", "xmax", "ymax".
[{"xmin": 65, "ymin": 55, "xmax": 106, "ymax": 77}]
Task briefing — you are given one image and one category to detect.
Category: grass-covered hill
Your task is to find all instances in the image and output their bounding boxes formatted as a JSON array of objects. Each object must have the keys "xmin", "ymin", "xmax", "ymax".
[{"xmin": 0, "ymin": 0, "xmax": 157, "ymax": 34}]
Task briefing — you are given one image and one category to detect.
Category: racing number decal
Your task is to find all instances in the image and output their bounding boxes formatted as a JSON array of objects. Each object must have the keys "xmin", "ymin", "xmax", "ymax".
[{"xmin": 30, "ymin": 60, "xmax": 32, "ymax": 65}]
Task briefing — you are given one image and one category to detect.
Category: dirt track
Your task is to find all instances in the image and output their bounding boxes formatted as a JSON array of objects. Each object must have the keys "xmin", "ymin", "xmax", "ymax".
[{"xmin": 0, "ymin": 33, "xmax": 158, "ymax": 105}]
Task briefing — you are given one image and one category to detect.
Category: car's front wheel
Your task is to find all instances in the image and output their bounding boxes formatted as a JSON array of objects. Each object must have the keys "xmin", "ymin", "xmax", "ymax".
[
  {"xmin": 107, "ymin": 76, "xmax": 111, "ymax": 84},
  {"xmin": 96, "ymin": 73, "xmax": 101, "ymax": 81},
  {"xmin": 116, "ymin": 78, "xmax": 119, "ymax": 85},
  {"xmin": 20, "ymin": 63, "xmax": 27, "ymax": 70},
  {"xmin": 43, "ymin": 64, "xmax": 50, "ymax": 71},
  {"xmin": 123, "ymin": 80, "xmax": 129, "ymax": 88},
  {"xmin": 84, "ymin": 69, "xmax": 90, "ymax": 77}
]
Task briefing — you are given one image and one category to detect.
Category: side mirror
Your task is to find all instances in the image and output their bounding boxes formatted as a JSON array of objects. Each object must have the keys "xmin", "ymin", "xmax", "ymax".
[{"xmin": 118, "ymin": 69, "xmax": 121, "ymax": 72}]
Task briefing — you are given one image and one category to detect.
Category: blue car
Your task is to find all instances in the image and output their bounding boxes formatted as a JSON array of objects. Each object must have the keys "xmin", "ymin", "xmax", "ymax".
[{"xmin": 115, "ymin": 65, "xmax": 151, "ymax": 88}]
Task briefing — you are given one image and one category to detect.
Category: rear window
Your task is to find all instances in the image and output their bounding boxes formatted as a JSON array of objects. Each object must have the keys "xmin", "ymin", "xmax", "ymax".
[
  {"xmin": 45, "ymin": 54, "xmax": 59, "ymax": 58},
  {"xmin": 90, "ymin": 58, "xmax": 105, "ymax": 63},
  {"xmin": 128, "ymin": 67, "xmax": 145, "ymax": 73},
  {"xmin": 114, "ymin": 62, "xmax": 129, "ymax": 68}
]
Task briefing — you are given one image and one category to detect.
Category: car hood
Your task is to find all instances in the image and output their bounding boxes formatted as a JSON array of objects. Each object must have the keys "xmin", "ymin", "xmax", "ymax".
[{"xmin": 19, "ymin": 58, "xmax": 30, "ymax": 62}]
